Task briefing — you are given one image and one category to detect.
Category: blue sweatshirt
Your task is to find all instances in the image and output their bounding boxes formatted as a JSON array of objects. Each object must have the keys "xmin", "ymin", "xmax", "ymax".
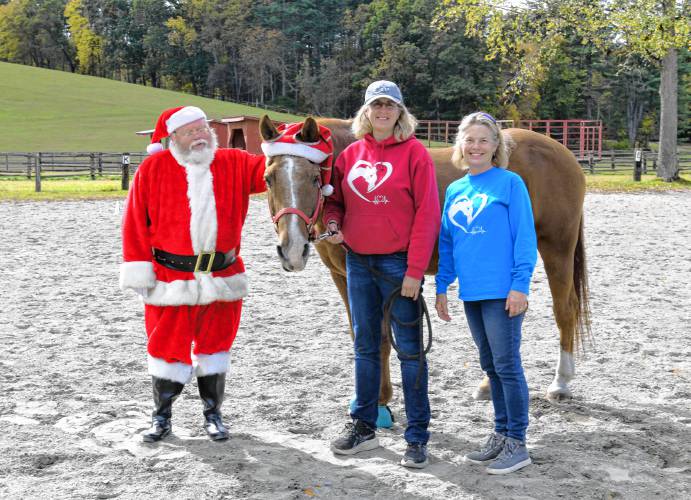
[{"xmin": 435, "ymin": 167, "xmax": 537, "ymax": 300}]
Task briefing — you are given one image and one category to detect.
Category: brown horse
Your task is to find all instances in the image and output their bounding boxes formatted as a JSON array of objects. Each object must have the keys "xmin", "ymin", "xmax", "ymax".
[{"xmin": 259, "ymin": 115, "xmax": 590, "ymax": 405}]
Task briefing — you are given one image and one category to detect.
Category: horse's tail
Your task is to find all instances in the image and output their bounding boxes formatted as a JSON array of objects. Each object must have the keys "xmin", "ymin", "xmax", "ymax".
[{"xmin": 573, "ymin": 213, "xmax": 592, "ymax": 351}]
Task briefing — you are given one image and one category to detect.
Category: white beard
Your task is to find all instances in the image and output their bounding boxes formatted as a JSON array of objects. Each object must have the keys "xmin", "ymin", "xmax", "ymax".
[{"xmin": 170, "ymin": 130, "xmax": 219, "ymax": 169}]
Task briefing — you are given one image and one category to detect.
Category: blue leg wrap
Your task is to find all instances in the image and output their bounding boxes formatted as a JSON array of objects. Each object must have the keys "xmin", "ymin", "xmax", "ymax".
[{"xmin": 348, "ymin": 398, "xmax": 394, "ymax": 429}]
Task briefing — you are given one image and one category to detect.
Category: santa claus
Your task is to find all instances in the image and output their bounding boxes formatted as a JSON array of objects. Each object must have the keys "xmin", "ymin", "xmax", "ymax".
[{"xmin": 120, "ymin": 106, "xmax": 266, "ymax": 442}]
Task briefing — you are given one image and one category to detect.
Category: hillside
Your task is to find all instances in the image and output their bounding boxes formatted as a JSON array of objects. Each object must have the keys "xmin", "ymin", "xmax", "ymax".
[{"xmin": 0, "ymin": 62, "xmax": 301, "ymax": 152}]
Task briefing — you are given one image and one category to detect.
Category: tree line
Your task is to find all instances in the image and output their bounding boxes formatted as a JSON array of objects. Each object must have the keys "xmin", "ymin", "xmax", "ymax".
[{"xmin": 0, "ymin": 0, "xmax": 688, "ymax": 176}]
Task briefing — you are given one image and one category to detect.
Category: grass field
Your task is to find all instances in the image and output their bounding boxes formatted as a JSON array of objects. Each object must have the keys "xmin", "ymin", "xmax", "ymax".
[
  {"xmin": 0, "ymin": 62, "xmax": 300, "ymax": 152},
  {"xmin": 2, "ymin": 172, "xmax": 689, "ymax": 201}
]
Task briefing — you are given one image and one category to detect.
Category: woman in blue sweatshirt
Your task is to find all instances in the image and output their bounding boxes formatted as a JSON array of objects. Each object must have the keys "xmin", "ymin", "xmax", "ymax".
[{"xmin": 435, "ymin": 112, "xmax": 537, "ymax": 475}]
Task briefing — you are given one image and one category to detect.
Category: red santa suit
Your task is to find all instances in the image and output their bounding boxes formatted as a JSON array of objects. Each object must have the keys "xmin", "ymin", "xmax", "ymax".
[{"xmin": 120, "ymin": 147, "xmax": 266, "ymax": 384}]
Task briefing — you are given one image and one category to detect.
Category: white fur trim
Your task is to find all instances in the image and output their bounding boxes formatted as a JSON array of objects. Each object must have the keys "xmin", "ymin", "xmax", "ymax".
[
  {"xmin": 261, "ymin": 142, "xmax": 329, "ymax": 164},
  {"xmin": 321, "ymin": 184, "xmax": 334, "ymax": 196},
  {"xmin": 143, "ymin": 273, "xmax": 248, "ymax": 306},
  {"xmin": 166, "ymin": 106, "xmax": 207, "ymax": 134},
  {"xmin": 148, "ymin": 354, "xmax": 193, "ymax": 384},
  {"xmin": 184, "ymin": 165, "xmax": 217, "ymax": 254},
  {"xmin": 194, "ymin": 352, "xmax": 230, "ymax": 377},
  {"xmin": 147, "ymin": 143, "xmax": 164, "ymax": 154},
  {"xmin": 120, "ymin": 261, "xmax": 156, "ymax": 290}
]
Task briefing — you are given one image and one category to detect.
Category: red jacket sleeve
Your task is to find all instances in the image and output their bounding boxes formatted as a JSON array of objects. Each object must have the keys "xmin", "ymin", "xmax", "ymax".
[
  {"xmin": 322, "ymin": 152, "xmax": 346, "ymax": 227},
  {"xmin": 244, "ymin": 152, "xmax": 267, "ymax": 194},
  {"xmin": 405, "ymin": 142, "xmax": 441, "ymax": 280},
  {"xmin": 119, "ymin": 161, "xmax": 156, "ymax": 290}
]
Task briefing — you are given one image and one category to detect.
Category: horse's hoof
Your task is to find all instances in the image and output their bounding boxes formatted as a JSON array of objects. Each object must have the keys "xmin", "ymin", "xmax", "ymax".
[
  {"xmin": 376, "ymin": 405, "xmax": 394, "ymax": 429},
  {"xmin": 472, "ymin": 388, "xmax": 491, "ymax": 401},
  {"xmin": 546, "ymin": 385, "xmax": 573, "ymax": 402}
]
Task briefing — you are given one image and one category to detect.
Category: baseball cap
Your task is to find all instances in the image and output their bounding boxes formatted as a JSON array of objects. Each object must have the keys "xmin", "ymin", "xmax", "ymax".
[{"xmin": 364, "ymin": 80, "xmax": 403, "ymax": 106}]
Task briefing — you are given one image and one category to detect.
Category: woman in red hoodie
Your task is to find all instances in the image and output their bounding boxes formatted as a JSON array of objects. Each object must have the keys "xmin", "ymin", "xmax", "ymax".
[{"xmin": 324, "ymin": 80, "xmax": 440, "ymax": 468}]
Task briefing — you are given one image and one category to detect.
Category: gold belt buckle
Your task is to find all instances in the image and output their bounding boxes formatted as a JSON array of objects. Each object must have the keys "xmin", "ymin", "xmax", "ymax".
[{"xmin": 194, "ymin": 251, "xmax": 216, "ymax": 273}]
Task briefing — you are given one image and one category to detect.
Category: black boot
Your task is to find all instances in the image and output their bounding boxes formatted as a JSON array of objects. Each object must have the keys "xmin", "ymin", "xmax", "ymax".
[
  {"xmin": 142, "ymin": 376, "xmax": 185, "ymax": 443},
  {"xmin": 197, "ymin": 373, "xmax": 229, "ymax": 441}
]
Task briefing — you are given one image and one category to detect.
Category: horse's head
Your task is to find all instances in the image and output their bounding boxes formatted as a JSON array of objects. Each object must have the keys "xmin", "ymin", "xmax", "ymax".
[{"xmin": 260, "ymin": 115, "xmax": 329, "ymax": 272}]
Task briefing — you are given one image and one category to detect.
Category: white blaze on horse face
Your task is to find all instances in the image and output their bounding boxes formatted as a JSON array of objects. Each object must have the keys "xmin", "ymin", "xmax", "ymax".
[{"xmin": 276, "ymin": 156, "xmax": 310, "ymax": 270}]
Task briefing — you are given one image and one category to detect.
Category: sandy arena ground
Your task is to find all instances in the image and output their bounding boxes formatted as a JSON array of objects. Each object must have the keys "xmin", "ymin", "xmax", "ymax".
[{"xmin": 1, "ymin": 192, "xmax": 689, "ymax": 499}]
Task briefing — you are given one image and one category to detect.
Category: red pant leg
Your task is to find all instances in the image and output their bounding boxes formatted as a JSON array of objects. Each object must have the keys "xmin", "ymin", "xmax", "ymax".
[
  {"xmin": 145, "ymin": 304, "xmax": 195, "ymax": 365},
  {"xmin": 192, "ymin": 299, "xmax": 243, "ymax": 355}
]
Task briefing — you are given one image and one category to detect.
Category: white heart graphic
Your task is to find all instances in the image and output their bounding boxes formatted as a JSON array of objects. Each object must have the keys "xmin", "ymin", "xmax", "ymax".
[
  {"xmin": 448, "ymin": 194, "xmax": 488, "ymax": 232},
  {"xmin": 347, "ymin": 160, "xmax": 393, "ymax": 202}
]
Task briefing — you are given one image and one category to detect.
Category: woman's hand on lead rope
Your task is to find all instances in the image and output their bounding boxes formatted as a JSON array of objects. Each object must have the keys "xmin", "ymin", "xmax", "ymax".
[
  {"xmin": 401, "ymin": 276, "xmax": 421, "ymax": 301},
  {"xmin": 506, "ymin": 290, "xmax": 528, "ymax": 317},
  {"xmin": 435, "ymin": 293, "xmax": 451, "ymax": 322},
  {"xmin": 325, "ymin": 221, "xmax": 343, "ymax": 244}
]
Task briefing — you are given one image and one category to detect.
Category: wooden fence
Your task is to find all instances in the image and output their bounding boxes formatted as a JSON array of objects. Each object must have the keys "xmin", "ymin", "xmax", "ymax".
[
  {"xmin": 581, "ymin": 149, "xmax": 691, "ymax": 174},
  {"xmin": 1, "ymin": 149, "xmax": 689, "ymax": 192},
  {"xmin": 0, "ymin": 152, "xmax": 147, "ymax": 191}
]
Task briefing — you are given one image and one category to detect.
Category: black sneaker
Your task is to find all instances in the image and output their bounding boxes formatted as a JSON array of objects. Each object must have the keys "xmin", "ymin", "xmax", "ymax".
[
  {"xmin": 401, "ymin": 443, "xmax": 429, "ymax": 469},
  {"xmin": 331, "ymin": 420, "xmax": 379, "ymax": 455}
]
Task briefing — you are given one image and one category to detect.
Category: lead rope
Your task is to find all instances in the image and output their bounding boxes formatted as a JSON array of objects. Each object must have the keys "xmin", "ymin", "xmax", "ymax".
[{"xmin": 338, "ymin": 241, "xmax": 433, "ymax": 390}]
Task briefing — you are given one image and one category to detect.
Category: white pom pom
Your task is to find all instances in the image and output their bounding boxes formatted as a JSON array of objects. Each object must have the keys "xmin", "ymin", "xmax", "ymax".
[
  {"xmin": 147, "ymin": 142, "xmax": 164, "ymax": 154},
  {"xmin": 321, "ymin": 184, "xmax": 334, "ymax": 196}
]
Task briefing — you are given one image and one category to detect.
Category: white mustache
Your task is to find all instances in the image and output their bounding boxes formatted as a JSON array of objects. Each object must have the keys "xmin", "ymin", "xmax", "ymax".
[{"xmin": 190, "ymin": 139, "xmax": 208, "ymax": 149}]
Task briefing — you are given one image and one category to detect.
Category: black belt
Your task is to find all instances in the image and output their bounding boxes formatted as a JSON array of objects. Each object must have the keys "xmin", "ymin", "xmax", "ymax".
[{"xmin": 153, "ymin": 248, "xmax": 237, "ymax": 273}]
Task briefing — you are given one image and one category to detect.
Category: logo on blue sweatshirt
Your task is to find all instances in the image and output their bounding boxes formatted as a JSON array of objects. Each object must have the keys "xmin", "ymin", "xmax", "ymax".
[{"xmin": 448, "ymin": 193, "xmax": 488, "ymax": 234}]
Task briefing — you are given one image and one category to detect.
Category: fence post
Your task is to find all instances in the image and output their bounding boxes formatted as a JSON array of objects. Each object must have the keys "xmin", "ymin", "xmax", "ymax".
[
  {"xmin": 642, "ymin": 151, "xmax": 647, "ymax": 174},
  {"xmin": 97, "ymin": 153, "xmax": 103, "ymax": 176},
  {"xmin": 90, "ymin": 152, "xmax": 96, "ymax": 180},
  {"xmin": 611, "ymin": 150, "xmax": 615, "ymax": 170},
  {"xmin": 633, "ymin": 149, "xmax": 642, "ymax": 181},
  {"xmin": 121, "ymin": 153, "xmax": 130, "ymax": 190},
  {"xmin": 35, "ymin": 153, "xmax": 42, "ymax": 192},
  {"xmin": 26, "ymin": 153, "xmax": 32, "ymax": 179}
]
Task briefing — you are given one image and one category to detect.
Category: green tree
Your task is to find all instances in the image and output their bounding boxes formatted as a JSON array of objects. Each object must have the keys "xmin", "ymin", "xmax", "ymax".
[
  {"xmin": 64, "ymin": 0, "xmax": 103, "ymax": 75},
  {"xmin": 437, "ymin": 0, "xmax": 690, "ymax": 180},
  {"xmin": 0, "ymin": 0, "xmax": 75, "ymax": 71}
]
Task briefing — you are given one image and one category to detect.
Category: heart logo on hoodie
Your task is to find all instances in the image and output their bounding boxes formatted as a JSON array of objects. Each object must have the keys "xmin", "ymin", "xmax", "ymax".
[
  {"xmin": 448, "ymin": 193, "xmax": 488, "ymax": 232},
  {"xmin": 347, "ymin": 160, "xmax": 393, "ymax": 202}
]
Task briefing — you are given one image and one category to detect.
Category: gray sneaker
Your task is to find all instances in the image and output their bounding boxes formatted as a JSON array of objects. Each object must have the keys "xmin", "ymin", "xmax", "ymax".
[
  {"xmin": 331, "ymin": 420, "xmax": 379, "ymax": 455},
  {"xmin": 486, "ymin": 436, "xmax": 532, "ymax": 474},
  {"xmin": 401, "ymin": 443, "xmax": 428, "ymax": 469},
  {"xmin": 463, "ymin": 432, "xmax": 506, "ymax": 465}
]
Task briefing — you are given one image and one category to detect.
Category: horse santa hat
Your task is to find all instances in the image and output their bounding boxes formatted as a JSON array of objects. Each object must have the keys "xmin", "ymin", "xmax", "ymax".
[{"xmin": 261, "ymin": 121, "xmax": 334, "ymax": 196}]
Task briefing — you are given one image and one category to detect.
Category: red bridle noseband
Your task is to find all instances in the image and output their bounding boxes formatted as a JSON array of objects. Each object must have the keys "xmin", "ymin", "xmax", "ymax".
[{"xmin": 269, "ymin": 177, "xmax": 325, "ymax": 241}]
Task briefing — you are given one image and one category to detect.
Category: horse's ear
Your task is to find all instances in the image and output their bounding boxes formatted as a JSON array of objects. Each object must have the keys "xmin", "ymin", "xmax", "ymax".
[
  {"xmin": 259, "ymin": 115, "xmax": 280, "ymax": 142},
  {"xmin": 298, "ymin": 116, "xmax": 320, "ymax": 143}
]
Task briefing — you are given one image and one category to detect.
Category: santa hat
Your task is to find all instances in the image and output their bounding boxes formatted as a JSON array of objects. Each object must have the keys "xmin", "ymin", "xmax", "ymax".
[
  {"xmin": 146, "ymin": 106, "xmax": 208, "ymax": 154},
  {"xmin": 261, "ymin": 122, "xmax": 334, "ymax": 196}
]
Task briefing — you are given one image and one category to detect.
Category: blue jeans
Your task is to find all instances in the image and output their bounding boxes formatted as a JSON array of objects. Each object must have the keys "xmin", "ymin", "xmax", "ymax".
[
  {"xmin": 346, "ymin": 251, "xmax": 430, "ymax": 445},
  {"xmin": 463, "ymin": 299, "xmax": 529, "ymax": 442}
]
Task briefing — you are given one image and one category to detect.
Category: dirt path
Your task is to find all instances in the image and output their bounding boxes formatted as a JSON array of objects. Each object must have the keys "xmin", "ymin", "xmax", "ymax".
[{"xmin": 1, "ymin": 192, "xmax": 689, "ymax": 499}]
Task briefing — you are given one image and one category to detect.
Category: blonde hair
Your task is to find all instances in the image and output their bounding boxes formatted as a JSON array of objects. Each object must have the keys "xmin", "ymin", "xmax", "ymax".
[
  {"xmin": 351, "ymin": 102, "xmax": 418, "ymax": 142},
  {"xmin": 452, "ymin": 111, "xmax": 509, "ymax": 169}
]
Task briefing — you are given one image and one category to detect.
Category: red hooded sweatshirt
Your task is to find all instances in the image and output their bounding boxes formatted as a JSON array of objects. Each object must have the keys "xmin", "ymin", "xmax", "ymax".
[{"xmin": 323, "ymin": 133, "xmax": 440, "ymax": 280}]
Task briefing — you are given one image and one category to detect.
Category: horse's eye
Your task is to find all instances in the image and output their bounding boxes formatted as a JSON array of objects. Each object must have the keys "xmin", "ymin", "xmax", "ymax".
[
  {"xmin": 313, "ymin": 176, "xmax": 319, "ymax": 186},
  {"xmin": 264, "ymin": 176, "xmax": 272, "ymax": 188}
]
